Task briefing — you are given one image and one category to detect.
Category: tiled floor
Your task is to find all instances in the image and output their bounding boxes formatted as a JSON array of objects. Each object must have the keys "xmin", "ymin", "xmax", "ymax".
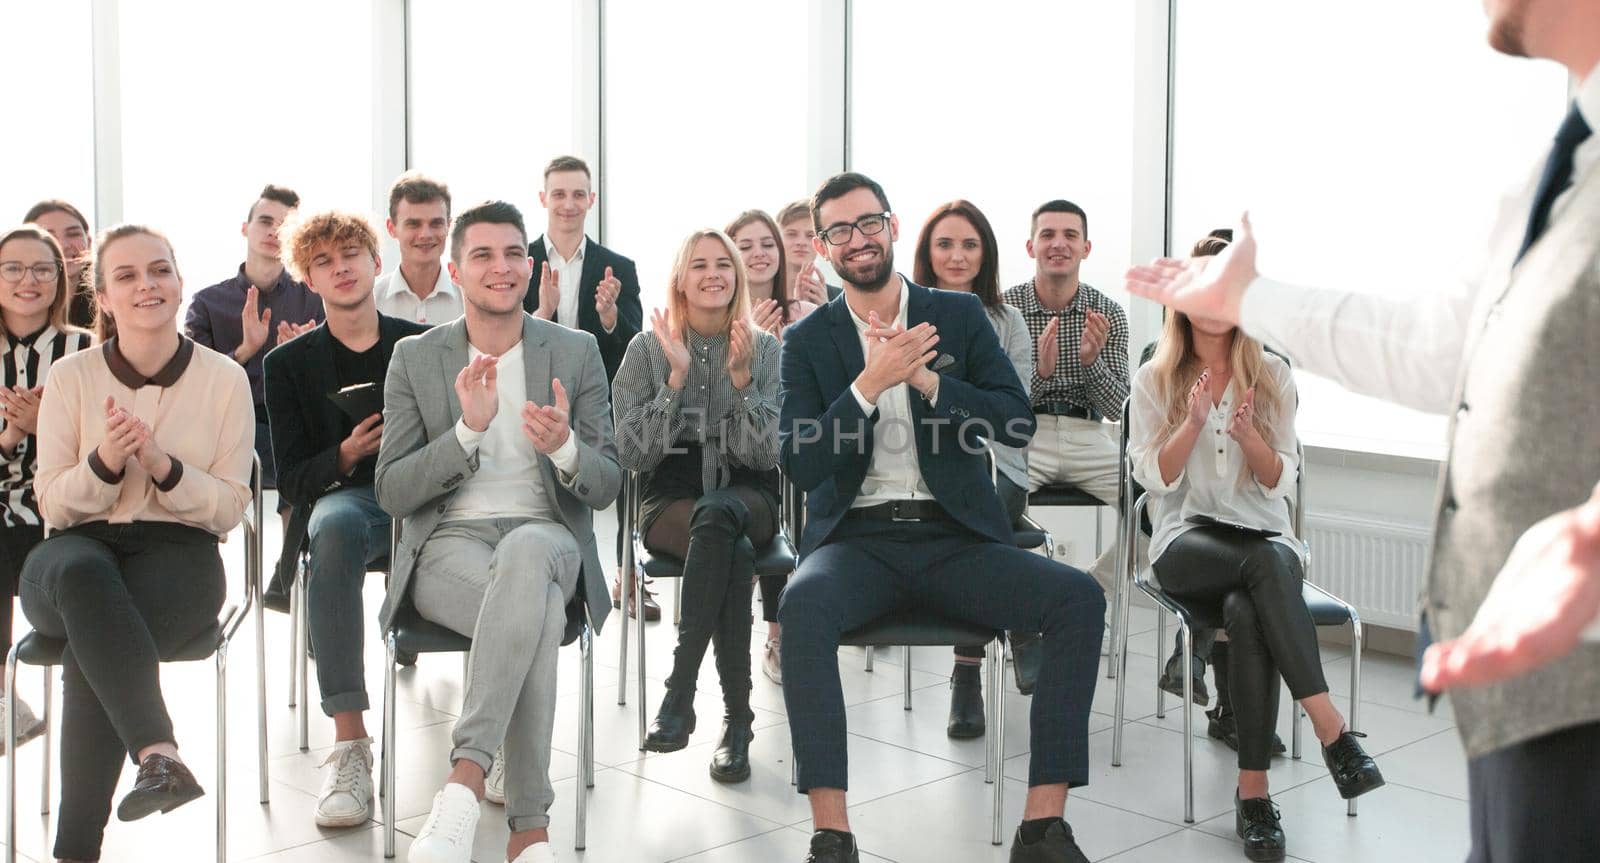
[{"xmin": 1, "ymin": 500, "xmax": 1471, "ymax": 863}]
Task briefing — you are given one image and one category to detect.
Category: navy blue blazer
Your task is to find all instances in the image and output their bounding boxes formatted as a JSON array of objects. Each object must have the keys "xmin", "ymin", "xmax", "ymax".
[
  {"xmin": 524, "ymin": 235, "xmax": 643, "ymax": 383},
  {"xmin": 778, "ymin": 280, "xmax": 1034, "ymax": 558}
]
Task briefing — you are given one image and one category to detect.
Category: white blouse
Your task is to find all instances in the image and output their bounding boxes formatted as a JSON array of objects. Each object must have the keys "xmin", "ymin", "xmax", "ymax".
[{"xmin": 1128, "ymin": 353, "xmax": 1301, "ymax": 573}]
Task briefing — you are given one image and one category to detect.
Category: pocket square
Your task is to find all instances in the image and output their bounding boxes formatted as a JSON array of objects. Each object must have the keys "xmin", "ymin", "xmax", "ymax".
[{"xmin": 931, "ymin": 353, "xmax": 956, "ymax": 371}]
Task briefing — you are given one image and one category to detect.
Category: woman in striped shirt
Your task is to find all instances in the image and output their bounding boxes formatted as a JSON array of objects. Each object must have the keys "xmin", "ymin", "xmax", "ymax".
[
  {"xmin": 613, "ymin": 228, "xmax": 781, "ymax": 783},
  {"xmin": 0, "ymin": 225, "xmax": 93, "ymax": 753}
]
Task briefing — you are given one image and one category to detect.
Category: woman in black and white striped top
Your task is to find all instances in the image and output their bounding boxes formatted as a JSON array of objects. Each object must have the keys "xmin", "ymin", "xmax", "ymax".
[
  {"xmin": 0, "ymin": 225, "xmax": 94, "ymax": 751},
  {"xmin": 613, "ymin": 228, "xmax": 780, "ymax": 783}
]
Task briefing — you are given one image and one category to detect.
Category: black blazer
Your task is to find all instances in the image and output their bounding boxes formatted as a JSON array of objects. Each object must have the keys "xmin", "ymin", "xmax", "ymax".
[
  {"xmin": 524, "ymin": 235, "xmax": 642, "ymax": 382},
  {"xmin": 263, "ymin": 313, "xmax": 430, "ymax": 585},
  {"xmin": 778, "ymin": 281, "xmax": 1034, "ymax": 558}
]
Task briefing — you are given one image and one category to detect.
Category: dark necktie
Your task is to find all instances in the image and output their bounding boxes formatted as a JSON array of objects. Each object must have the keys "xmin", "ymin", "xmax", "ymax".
[{"xmin": 1515, "ymin": 102, "xmax": 1592, "ymax": 263}]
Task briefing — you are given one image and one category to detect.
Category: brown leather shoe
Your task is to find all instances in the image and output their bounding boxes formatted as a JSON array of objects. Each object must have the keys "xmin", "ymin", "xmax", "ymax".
[
  {"xmin": 116, "ymin": 753, "xmax": 205, "ymax": 822},
  {"xmin": 612, "ymin": 571, "xmax": 661, "ymax": 621}
]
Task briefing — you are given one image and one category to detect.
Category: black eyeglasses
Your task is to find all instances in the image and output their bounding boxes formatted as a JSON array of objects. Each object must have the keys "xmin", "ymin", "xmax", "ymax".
[
  {"xmin": 819, "ymin": 212, "xmax": 892, "ymax": 246},
  {"xmin": 0, "ymin": 262, "xmax": 59, "ymax": 284}
]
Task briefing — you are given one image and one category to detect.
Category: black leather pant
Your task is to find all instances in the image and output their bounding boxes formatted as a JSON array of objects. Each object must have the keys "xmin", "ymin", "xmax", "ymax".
[
  {"xmin": 1153, "ymin": 525, "xmax": 1328, "ymax": 770},
  {"xmin": 657, "ymin": 491, "xmax": 757, "ymax": 718}
]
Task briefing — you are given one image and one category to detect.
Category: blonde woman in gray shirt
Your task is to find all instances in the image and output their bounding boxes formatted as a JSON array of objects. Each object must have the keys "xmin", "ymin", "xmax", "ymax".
[{"xmin": 612, "ymin": 228, "xmax": 780, "ymax": 783}]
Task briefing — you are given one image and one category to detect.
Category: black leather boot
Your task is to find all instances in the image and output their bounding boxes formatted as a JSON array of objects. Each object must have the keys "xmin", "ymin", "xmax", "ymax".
[
  {"xmin": 1008, "ymin": 817, "xmax": 1090, "ymax": 862},
  {"xmin": 643, "ymin": 687, "xmax": 697, "ymax": 752},
  {"xmin": 1234, "ymin": 793, "xmax": 1286, "ymax": 861},
  {"xmin": 947, "ymin": 661, "xmax": 986, "ymax": 739},
  {"xmin": 709, "ymin": 714, "xmax": 755, "ymax": 783},
  {"xmin": 1010, "ymin": 631, "xmax": 1043, "ymax": 695}
]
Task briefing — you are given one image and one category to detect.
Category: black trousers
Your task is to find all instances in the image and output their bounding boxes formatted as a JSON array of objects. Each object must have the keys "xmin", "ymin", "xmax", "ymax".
[
  {"xmin": 1467, "ymin": 720, "xmax": 1600, "ymax": 862},
  {"xmin": 955, "ymin": 472, "xmax": 1034, "ymax": 661},
  {"xmin": 18, "ymin": 521, "xmax": 225, "ymax": 861},
  {"xmin": 1153, "ymin": 525, "xmax": 1327, "ymax": 770},
  {"xmin": 0, "ymin": 523, "xmax": 44, "ymax": 656}
]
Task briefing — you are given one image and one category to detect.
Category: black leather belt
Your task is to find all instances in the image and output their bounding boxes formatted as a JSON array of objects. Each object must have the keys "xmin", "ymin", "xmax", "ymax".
[
  {"xmin": 849, "ymin": 499, "xmax": 953, "ymax": 523},
  {"xmin": 1034, "ymin": 401, "xmax": 1101, "ymax": 421}
]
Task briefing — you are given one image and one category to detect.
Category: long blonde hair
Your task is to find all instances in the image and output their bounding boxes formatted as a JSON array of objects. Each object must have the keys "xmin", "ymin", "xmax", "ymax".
[{"xmin": 665, "ymin": 229, "xmax": 752, "ymax": 337}]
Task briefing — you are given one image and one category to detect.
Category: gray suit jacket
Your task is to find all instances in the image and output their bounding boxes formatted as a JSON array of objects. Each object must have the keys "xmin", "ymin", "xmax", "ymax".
[
  {"xmin": 373, "ymin": 315, "xmax": 621, "ymax": 635},
  {"xmin": 1427, "ymin": 160, "xmax": 1600, "ymax": 758}
]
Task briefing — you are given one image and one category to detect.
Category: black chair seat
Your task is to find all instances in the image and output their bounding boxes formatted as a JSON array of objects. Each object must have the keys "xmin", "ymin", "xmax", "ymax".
[
  {"xmin": 1013, "ymin": 527, "xmax": 1048, "ymax": 550},
  {"xmin": 1303, "ymin": 585, "xmax": 1354, "ymax": 627},
  {"xmin": 1029, "ymin": 484, "xmax": 1103, "ymax": 508},
  {"xmin": 16, "ymin": 624, "xmax": 221, "ymax": 668},
  {"xmin": 840, "ymin": 609, "xmax": 998, "ymax": 649},
  {"xmin": 640, "ymin": 537, "xmax": 797, "ymax": 580}
]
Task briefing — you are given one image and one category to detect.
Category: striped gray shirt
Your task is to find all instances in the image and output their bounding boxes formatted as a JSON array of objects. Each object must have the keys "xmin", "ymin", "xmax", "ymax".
[{"xmin": 611, "ymin": 326, "xmax": 781, "ymax": 495}]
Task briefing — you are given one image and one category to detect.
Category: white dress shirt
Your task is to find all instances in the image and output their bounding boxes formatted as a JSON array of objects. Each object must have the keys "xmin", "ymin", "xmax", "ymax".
[
  {"xmin": 846, "ymin": 277, "xmax": 934, "ymax": 507},
  {"xmin": 374, "ymin": 266, "xmax": 462, "ymax": 325},
  {"xmin": 1128, "ymin": 356, "xmax": 1301, "ymax": 569},
  {"xmin": 445, "ymin": 340, "xmax": 579, "ymax": 523},
  {"xmin": 1238, "ymin": 62, "xmax": 1600, "ymax": 639},
  {"xmin": 545, "ymin": 235, "xmax": 587, "ymax": 330}
]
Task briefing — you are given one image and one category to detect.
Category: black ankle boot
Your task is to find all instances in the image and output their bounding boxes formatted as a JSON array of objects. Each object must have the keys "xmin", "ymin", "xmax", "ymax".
[
  {"xmin": 643, "ymin": 688, "xmax": 697, "ymax": 752},
  {"xmin": 1322, "ymin": 730, "xmax": 1385, "ymax": 799},
  {"xmin": 709, "ymin": 714, "xmax": 754, "ymax": 783},
  {"xmin": 1010, "ymin": 631, "xmax": 1042, "ymax": 695},
  {"xmin": 946, "ymin": 662, "xmax": 986, "ymax": 739},
  {"xmin": 1234, "ymin": 793, "xmax": 1286, "ymax": 862}
]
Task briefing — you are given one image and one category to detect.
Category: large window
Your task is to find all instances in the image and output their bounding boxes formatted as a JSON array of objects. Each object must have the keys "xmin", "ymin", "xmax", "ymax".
[
  {"xmin": 409, "ymin": 0, "xmax": 578, "ymax": 243},
  {"xmin": 851, "ymin": 1, "xmax": 1139, "ymax": 307},
  {"xmin": 117, "ymin": 0, "xmax": 375, "ymax": 300},
  {"xmin": 1170, "ymin": 1, "xmax": 1567, "ymax": 456},
  {"xmin": 1, "ymin": 1, "xmax": 96, "ymax": 228},
  {"xmin": 603, "ymin": 0, "xmax": 812, "ymax": 313}
]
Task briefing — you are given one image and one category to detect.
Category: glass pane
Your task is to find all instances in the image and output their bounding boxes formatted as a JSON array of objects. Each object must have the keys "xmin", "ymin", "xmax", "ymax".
[
  {"xmin": 1170, "ymin": 1, "xmax": 1566, "ymax": 455},
  {"xmin": 851, "ymin": 1, "xmax": 1138, "ymax": 308},
  {"xmin": 409, "ymin": 0, "xmax": 576, "ymax": 235},
  {"xmin": 117, "ymin": 0, "xmax": 374, "ymax": 303},
  {"xmin": 604, "ymin": 0, "xmax": 812, "ymax": 314},
  {"xmin": 0, "ymin": 0, "xmax": 96, "ymax": 227}
]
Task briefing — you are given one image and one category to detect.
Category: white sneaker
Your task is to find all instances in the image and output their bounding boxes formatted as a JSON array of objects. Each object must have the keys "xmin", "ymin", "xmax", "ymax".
[
  {"xmin": 0, "ymin": 694, "xmax": 45, "ymax": 756},
  {"xmin": 762, "ymin": 639, "xmax": 782, "ymax": 685},
  {"xmin": 508, "ymin": 841, "xmax": 556, "ymax": 863},
  {"xmin": 315, "ymin": 736, "xmax": 374, "ymax": 828},
  {"xmin": 409, "ymin": 782, "xmax": 480, "ymax": 863},
  {"xmin": 484, "ymin": 747, "xmax": 506, "ymax": 805}
]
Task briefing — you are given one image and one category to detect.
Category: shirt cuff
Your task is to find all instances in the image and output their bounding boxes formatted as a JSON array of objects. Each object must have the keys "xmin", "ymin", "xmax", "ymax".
[
  {"xmin": 548, "ymin": 430, "xmax": 580, "ymax": 475},
  {"xmin": 87, "ymin": 449, "xmax": 124, "ymax": 484},
  {"xmin": 849, "ymin": 382, "xmax": 875, "ymax": 417},
  {"xmin": 154, "ymin": 456, "xmax": 184, "ymax": 492},
  {"xmin": 602, "ymin": 320, "xmax": 617, "ymax": 335},
  {"xmin": 1238, "ymin": 276, "xmax": 1306, "ymax": 346},
  {"xmin": 454, "ymin": 417, "xmax": 486, "ymax": 454}
]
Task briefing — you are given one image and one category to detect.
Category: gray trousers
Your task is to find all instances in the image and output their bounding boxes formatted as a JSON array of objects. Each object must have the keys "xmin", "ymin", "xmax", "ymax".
[{"xmin": 412, "ymin": 517, "xmax": 579, "ymax": 832}]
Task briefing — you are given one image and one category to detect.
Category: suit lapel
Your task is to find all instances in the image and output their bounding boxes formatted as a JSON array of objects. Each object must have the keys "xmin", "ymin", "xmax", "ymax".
[
  {"xmin": 522, "ymin": 315, "xmax": 552, "ymax": 406},
  {"xmin": 828, "ymin": 298, "xmax": 866, "ymax": 385},
  {"xmin": 439, "ymin": 318, "xmax": 470, "ymax": 422}
]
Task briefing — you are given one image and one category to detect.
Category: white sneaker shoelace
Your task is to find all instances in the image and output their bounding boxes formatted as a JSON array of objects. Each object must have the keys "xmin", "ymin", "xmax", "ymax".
[
  {"xmin": 319, "ymin": 739, "xmax": 373, "ymax": 796},
  {"xmin": 415, "ymin": 784, "xmax": 478, "ymax": 853}
]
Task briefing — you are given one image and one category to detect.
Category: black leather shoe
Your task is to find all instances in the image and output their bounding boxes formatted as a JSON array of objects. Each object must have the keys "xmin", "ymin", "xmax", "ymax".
[
  {"xmin": 1206, "ymin": 707, "xmax": 1287, "ymax": 757},
  {"xmin": 643, "ymin": 688, "xmax": 696, "ymax": 752},
  {"xmin": 262, "ymin": 577, "xmax": 291, "ymax": 614},
  {"xmin": 116, "ymin": 754, "xmax": 205, "ymax": 822},
  {"xmin": 946, "ymin": 662, "xmax": 986, "ymax": 739},
  {"xmin": 804, "ymin": 829, "xmax": 859, "ymax": 862},
  {"xmin": 1158, "ymin": 647, "xmax": 1210, "ymax": 706},
  {"xmin": 1009, "ymin": 818, "xmax": 1090, "ymax": 862},
  {"xmin": 1234, "ymin": 793, "xmax": 1286, "ymax": 862},
  {"xmin": 709, "ymin": 716, "xmax": 754, "ymax": 783},
  {"xmin": 1322, "ymin": 730, "xmax": 1384, "ymax": 799},
  {"xmin": 1010, "ymin": 631, "xmax": 1042, "ymax": 695}
]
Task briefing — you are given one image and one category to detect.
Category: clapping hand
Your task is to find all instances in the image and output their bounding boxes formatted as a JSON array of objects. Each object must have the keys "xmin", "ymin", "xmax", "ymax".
[
  {"xmin": 727, "ymin": 318, "xmax": 754, "ymax": 390},
  {"xmin": 1078, "ymin": 309, "xmax": 1110, "ymax": 367},
  {"xmin": 595, "ymin": 266, "xmax": 621, "ymax": 331},
  {"xmin": 521, "ymin": 378, "xmax": 571, "ymax": 454},
  {"xmin": 96, "ymin": 396, "xmax": 149, "ymax": 475},
  {"xmin": 1226, "ymin": 386, "xmax": 1257, "ymax": 442},
  {"xmin": 1035, "ymin": 316, "xmax": 1061, "ymax": 378},
  {"xmin": 237, "ymin": 286, "xmax": 272, "ymax": 362},
  {"xmin": 276, "ymin": 319, "xmax": 317, "ymax": 345},
  {"xmin": 535, "ymin": 262, "xmax": 560, "ymax": 321},
  {"xmin": 0, "ymin": 385, "xmax": 43, "ymax": 437},
  {"xmin": 751, "ymin": 298, "xmax": 785, "ymax": 340},
  {"xmin": 793, "ymin": 260, "xmax": 829, "ymax": 306},
  {"xmin": 859, "ymin": 311, "xmax": 938, "ymax": 402},
  {"xmin": 1185, "ymin": 368, "xmax": 1212, "ymax": 429},
  {"xmin": 651, "ymin": 308, "xmax": 691, "ymax": 390},
  {"xmin": 454, "ymin": 355, "xmax": 499, "ymax": 432}
]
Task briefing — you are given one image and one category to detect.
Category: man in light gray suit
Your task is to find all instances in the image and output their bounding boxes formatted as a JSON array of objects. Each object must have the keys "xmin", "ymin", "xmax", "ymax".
[
  {"xmin": 1127, "ymin": 2, "xmax": 1600, "ymax": 857},
  {"xmin": 374, "ymin": 200, "xmax": 620, "ymax": 863}
]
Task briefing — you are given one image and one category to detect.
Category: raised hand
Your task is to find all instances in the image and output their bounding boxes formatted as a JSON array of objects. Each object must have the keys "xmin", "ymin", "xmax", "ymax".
[
  {"xmin": 651, "ymin": 307, "xmax": 691, "ymax": 389},
  {"xmin": 97, "ymin": 395, "xmax": 148, "ymax": 475},
  {"xmin": 237, "ymin": 286, "xmax": 273, "ymax": 363},
  {"xmin": 1078, "ymin": 309, "xmax": 1110, "ymax": 367},
  {"xmin": 859, "ymin": 311, "xmax": 939, "ymax": 403},
  {"xmin": 277, "ymin": 319, "xmax": 317, "ymax": 345},
  {"xmin": 727, "ymin": 318, "xmax": 754, "ymax": 390},
  {"xmin": 751, "ymin": 298, "xmax": 785, "ymax": 340},
  {"xmin": 521, "ymin": 378, "xmax": 571, "ymax": 454},
  {"xmin": 0, "ymin": 385, "xmax": 43, "ymax": 436},
  {"xmin": 454, "ymin": 354, "xmax": 499, "ymax": 432},
  {"xmin": 1035, "ymin": 316, "xmax": 1061, "ymax": 378},
  {"xmin": 1422, "ymin": 484, "xmax": 1600, "ymax": 692},
  {"xmin": 534, "ymin": 262, "xmax": 560, "ymax": 321},
  {"xmin": 337, "ymin": 412, "xmax": 384, "ymax": 475},
  {"xmin": 1185, "ymin": 368, "xmax": 1212, "ymax": 428},
  {"xmin": 794, "ymin": 260, "xmax": 829, "ymax": 306},
  {"xmin": 1226, "ymin": 386, "xmax": 1257, "ymax": 442},
  {"xmin": 1125, "ymin": 211, "xmax": 1259, "ymax": 325},
  {"xmin": 595, "ymin": 265, "xmax": 621, "ymax": 331}
]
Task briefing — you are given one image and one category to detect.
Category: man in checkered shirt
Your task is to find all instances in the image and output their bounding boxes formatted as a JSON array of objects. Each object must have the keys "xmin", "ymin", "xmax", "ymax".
[{"xmin": 1001, "ymin": 200, "xmax": 1128, "ymax": 590}]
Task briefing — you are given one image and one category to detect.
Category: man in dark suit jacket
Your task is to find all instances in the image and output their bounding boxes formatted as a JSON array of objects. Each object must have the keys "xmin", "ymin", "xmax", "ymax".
[
  {"xmin": 777, "ymin": 173, "xmax": 1104, "ymax": 863},
  {"xmin": 263, "ymin": 211, "xmax": 428, "ymax": 830}
]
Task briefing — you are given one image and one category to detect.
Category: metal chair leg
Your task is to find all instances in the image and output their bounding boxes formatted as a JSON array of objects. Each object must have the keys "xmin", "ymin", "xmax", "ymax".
[
  {"xmin": 6, "ymin": 646, "xmax": 19, "ymax": 863},
  {"xmin": 287, "ymin": 573, "xmax": 299, "ymax": 710},
  {"xmin": 863, "ymin": 645, "xmax": 874, "ymax": 672},
  {"xmin": 40, "ymin": 666, "xmax": 50, "ymax": 815},
  {"xmin": 255, "ymin": 572, "xmax": 270, "ymax": 804},
  {"xmin": 1181, "ymin": 628, "xmax": 1194, "ymax": 824},
  {"xmin": 383, "ymin": 634, "xmax": 398, "ymax": 859},
  {"xmin": 989, "ymin": 638, "xmax": 1005, "ymax": 846},
  {"xmin": 1348, "ymin": 614, "xmax": 1364, "ymax": 817},
  {"xmin": 635, "ymin": 545, "xmax": 647, "ymax": 749},
  {"xmin": 576, "ymin": 625, "xmax": 592, "ymax": 850},
  {"xmin": 902, "ymin": 646, "xmax": 912, "ymax": 711},
  {"xmin": 1153, "ymin": 608, "xmax": 1167, "ymax": 719},
  {"xmin": 673, "ymin": 578, "xmax": 682, "ymax": 627},
  {"xmin": 1292, "ymin": 703, "xmax": 1303, "ymax": 760},
  {"xmin": 616, "ymin": 562, "xmax": 630, "ymax": 704},
  {"xmin": 296, "ymin": 574, "xmax": 310, "ymax": 752},
  {"xmin": 216, "ymin": 645, "xmax": 229, "ymax": 863}
]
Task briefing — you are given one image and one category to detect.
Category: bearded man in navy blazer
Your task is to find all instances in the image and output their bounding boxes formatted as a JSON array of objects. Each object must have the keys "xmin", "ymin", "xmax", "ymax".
[{"xmin": 777, "ymin": 173, "xmax": 1105, "ymax": 863}]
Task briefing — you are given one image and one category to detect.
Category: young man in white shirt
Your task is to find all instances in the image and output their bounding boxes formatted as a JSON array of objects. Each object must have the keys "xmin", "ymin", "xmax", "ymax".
[{"xmin": 375, "ymin": 172, "xmax": 462, "ymax": 325}]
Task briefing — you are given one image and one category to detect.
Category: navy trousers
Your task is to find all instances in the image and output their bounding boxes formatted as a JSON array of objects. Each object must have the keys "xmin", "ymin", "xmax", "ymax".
[{"xmin": 778, "ymin": 513, "xmax": 1105, "ymax": 792}]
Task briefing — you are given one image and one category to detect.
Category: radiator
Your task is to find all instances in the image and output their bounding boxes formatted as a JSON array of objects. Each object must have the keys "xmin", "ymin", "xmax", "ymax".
[{"xmin": 1303, "ymin": 510, "xmax": 1432, "ymax": 630}]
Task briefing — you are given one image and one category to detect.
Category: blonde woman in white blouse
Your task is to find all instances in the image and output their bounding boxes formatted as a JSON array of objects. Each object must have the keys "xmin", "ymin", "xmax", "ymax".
[{"xmin": 1128, "ymin": 255, "xmax": 1382, "ymax": 862}]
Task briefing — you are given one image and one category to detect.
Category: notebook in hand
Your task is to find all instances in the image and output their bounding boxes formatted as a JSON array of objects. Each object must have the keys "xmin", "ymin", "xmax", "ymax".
[{"xmin": 327, "ymin": 382, "xmax": 384, "ymax": 423}]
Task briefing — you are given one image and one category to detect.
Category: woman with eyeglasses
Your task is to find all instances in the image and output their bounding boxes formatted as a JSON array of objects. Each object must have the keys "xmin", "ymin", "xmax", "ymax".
[{"xmin": 0, "ymin": 226, "xmax": 95, "ymax": 755}]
